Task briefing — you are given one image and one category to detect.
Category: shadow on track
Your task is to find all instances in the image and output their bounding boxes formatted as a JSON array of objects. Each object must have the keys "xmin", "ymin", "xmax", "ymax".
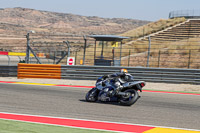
[{"xmin": 79, "ymin": 99, "xmax": 129, "ymax": 106}]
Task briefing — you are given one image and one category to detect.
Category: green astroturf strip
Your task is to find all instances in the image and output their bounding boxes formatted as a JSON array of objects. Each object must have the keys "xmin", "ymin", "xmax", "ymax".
[{"xmin": 0, "ymin": 119, "xmax": 114, "ymax": 133}]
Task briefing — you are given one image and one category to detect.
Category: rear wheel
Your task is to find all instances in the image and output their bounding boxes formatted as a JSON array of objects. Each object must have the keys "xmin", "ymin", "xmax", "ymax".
[
  {"xmin": 85, "ymin": 88, "xmax": 98, "ymax": 102},
  {"xmin": 119, "ymin": 89, "xmax": 139, "ymax": 106}
]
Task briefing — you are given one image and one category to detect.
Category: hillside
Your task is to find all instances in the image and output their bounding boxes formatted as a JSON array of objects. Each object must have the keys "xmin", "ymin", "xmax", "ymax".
[
  {"xmin": 121, "ymin": 17, "xmax": 186, "ymax": 39},
  {"xmin": 120, "ymin": 18, "xmax": 200, "ymax": 69},
  {"xmin": 79, "ymin": 18, "xmax": 200, "ymax": 69},
  {"xmin": 1, "ymin": 7, "xmax": 200, "ymax": 69},
  {"xmin": 0, "ymin": 7, "xmax": 150, "ymax": 36}
]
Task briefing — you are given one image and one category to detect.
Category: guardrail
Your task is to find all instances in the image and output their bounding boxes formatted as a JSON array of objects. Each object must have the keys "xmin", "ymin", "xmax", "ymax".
[
  {"xmin": 169, "ymin": 10, "xmax": 200, "ymax": 19},
  {"xmin": 0, "ymin": 65, "xmax": 17, "ymax": 77},
  {"xmin": 61, "ymin": 65, "xmax": 200, "ymax": 84},
  {"xmin": 17, "ymin": 63, "xmax": 61, "ymax": 79},
  {"xmin": 0, "ymin": 64, "xmax": 200, "ymax": 84}
]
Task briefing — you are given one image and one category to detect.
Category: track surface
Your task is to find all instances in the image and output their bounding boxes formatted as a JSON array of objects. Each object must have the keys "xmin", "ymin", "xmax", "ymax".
[{"xmin": 0, "ymin": 83, "xmax": 200, "ymax": 130}]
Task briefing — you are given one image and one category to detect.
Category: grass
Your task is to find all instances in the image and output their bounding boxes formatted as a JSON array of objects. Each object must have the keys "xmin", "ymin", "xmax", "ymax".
[
  {"xmin": 74, "ymin": 37, "xmax": 200, "ymax": 68},
  {"xmin": 117, "ymin": 18, "xmax": 200, "ymax": 68},
  {"xmin": 2, "ymin": 16, "xmax": 199, "ymax": 69},
  {"xmin": 74, "ymin": 18, "xmax": 188, "ymax": 66},
  {"xmin": 26, "ymin": 17, "xmax": 200, "ymax": 69},
  {"xmin": 121, "ymin": 17, "xmax": 186, "ymax": 39},
  {"xmin": 0, "ymin": 119, "xmax": 114, "ymax": 133}
]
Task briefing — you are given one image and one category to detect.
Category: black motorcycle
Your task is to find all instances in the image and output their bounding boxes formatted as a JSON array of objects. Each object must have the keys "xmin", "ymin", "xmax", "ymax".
[{"xmin": 85, "ymin": 75, "xmax": 145, "ymax": 106}]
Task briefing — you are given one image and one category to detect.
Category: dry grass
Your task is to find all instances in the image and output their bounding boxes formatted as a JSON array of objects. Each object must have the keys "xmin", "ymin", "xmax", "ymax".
[
  {"xmin": 65, "ymin": 18, "xmax": 200, "ymax": 69},
  {"xmin": 120, "ymin": 37, "xmax": 200, "ymax": 68},
  {"xmin": 76, "ymin": 37, "xmax": 200, "ymax": 68},
  {"xmin": 121, "ymin": 17, "xmax": 186, "ymax": 39},
  {"xmin": 75, "ymin": 18, "xmax": 187, "ymax": 65}
]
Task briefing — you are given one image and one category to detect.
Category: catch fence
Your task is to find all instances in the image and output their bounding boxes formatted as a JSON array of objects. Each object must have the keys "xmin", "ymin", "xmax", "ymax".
[
  {"xmin": 169, "ymin": 10, "xmax": 200, "ymax": 19},
  {"xmin": 1, "ymin": 33, "xmax": 200, "ymax": 69}
]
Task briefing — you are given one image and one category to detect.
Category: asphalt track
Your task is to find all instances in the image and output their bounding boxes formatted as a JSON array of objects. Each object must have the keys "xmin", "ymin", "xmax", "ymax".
[{"xmin": 0, "ymin": 83, "xmax": 200, "ymax": 130}]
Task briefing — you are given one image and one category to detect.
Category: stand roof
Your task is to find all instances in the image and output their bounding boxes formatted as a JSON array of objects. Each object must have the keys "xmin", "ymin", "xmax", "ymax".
[{"xmin": 88, "ymin": 35, "xmax": 129, "ymax": 41}]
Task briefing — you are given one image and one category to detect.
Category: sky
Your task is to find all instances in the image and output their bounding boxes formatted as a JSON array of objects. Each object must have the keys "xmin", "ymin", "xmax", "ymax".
[{"xmin": 1, "ymin": 0, "xmax": 200, "ymax": 21}]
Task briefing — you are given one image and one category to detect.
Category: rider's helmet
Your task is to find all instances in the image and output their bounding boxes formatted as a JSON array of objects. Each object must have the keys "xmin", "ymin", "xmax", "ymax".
[{"xmin": 120, "ymin": 69, "xmax": 128, "ymax": 73}]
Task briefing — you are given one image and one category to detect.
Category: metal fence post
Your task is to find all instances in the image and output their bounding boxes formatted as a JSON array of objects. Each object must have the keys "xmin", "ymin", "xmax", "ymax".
[
  {"xmin": 17, "ymin": 56, "xmax": 21, "ymax": 63},
  {"xmin": 7, "ymin": 55, "xmax": 10, "ymax": 65},
  {"xmin": 25, "ymin": 33, "xmax": 30, "ymax": 63},
  {"xmin": 119, "ymin": 41, "xmax": 122, "ymax": 66},
  {"xmin": 128, "ymin": 50, "xmax": 131, "ymax": 66},
  {"xmin": 75, "ymin": 51, "xmax": 77, "ymax": 65},
  {"xmin": 83, "ymin": 36, "xmax": 87, "ymax": 65},
  {"xmin": 112, "ymin": 47, "xmax": 115, "ymax": 66},
  {"xmin": 147, "ymin": 36, "xmax": 151, "ymax": 67},
  {"xmin": 55, "ymin": 41, "xmax": 70, "ymax": 64},
  {"xmin": 158, "ymin": 50, "xmax": 161, "ymax": 67},
  {"xmin": 94, "ymin": 40, "xmax": 96, "ymax": 61},
  {"xmin": 100, "ymin": 41, "xmax": 104, "ymax": 58},
  {"xmin": 188, "ymin": 49, "xmax": 191, "ymax": 69},
  {"xmin": 53, "ymin": 51, "xmax": 56, "ymax": 64}
]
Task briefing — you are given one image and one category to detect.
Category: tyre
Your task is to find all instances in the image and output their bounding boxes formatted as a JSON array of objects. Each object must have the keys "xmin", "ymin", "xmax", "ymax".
[
  {"xmin": 85, "ymin": 88, "xmax": 98, "ymax": 102},
  {"xmin": 119, "ymin": 89, "xmax": 139, "ymax": 106}
]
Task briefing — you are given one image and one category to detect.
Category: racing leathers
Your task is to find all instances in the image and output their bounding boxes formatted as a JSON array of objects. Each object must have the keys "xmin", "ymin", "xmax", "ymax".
[{"xmin": 102, "ymin": 72, "xmax": 134, "ymax": 94}]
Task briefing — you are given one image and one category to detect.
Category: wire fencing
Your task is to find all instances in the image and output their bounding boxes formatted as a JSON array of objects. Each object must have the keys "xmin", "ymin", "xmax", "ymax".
[
  {"xmin": 0, "ymin": 55, "xmax": 24, "ymax": 65},
  {"xmin": 0, "ymin": 55, "xmax": 58, "ymax": 65},
  {"xmin": 73, "ymin": 46, "xmax": 200, "ymax": 69},
  {"xmin": 1, "ymin": 33, "xmax": 200, "ymax": 69},
  {"xmin": 169, "ymin": 10, "xmax": 200, "ymax": 19}
]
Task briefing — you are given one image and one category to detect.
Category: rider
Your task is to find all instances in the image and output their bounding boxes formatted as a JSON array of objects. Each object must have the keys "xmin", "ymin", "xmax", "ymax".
[
  {"xmin": 102, "ymin": 69, "xmax": 134, "ymax": 94},
  {"xmin": 104, "ymin": 68, "xmax": 134, "ymax": 83}
]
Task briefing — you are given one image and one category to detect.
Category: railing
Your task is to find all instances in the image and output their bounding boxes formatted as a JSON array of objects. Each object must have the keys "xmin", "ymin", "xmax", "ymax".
[
  {"xmin": 17, "ymin": 63, "xmax": 61, "ymax": 79},
  {"xmin": 169, "ymin": 10, "xmax": 200, "ymax": 19},
  {"xmin": 61, "ymin": 65, "xmax": 200, "ymax": 84},
  {"xmin": 1, "ymin": 64, "xmax": 200, "ymax": 84},
  {"xmin": 0, "ymin": 65, "xmax": 17, "ymax": 77}
]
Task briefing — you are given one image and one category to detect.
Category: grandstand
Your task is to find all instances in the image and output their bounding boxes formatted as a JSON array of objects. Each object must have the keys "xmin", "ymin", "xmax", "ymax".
[
  {"xmin": 143, "ymin": 19, "xmax": 200, "ymax": 42},
  {"xmin": 133, "ymin": 10, "xmax": 200, "ymax": 42},
  {"xmin": 119, "ymin": 10, "xmax": 200, "ymax": 68}
]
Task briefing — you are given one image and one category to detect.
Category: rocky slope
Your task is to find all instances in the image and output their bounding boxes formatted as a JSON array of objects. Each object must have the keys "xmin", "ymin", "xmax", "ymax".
[{"xmin": 0, "ymin": 7, "xmax": 150, "ymax": 36}]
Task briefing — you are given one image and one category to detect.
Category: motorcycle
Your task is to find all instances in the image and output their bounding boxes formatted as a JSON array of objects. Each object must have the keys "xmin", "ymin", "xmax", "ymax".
[{"xmin": 85, "ymin": 75, "xmax": 145, "ymax": 106}]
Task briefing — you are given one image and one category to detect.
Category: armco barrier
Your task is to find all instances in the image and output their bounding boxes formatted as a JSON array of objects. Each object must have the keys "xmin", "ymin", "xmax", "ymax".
[
  {"xmin": 0, "ymin": 65, "xmax": 17, "ymax": 77},
  {"xmin": 1, "ymin": 64, "xmax": 200, "ymax": 84},
  {"xmin": 61, "ymin": 65, "xmax": 200, "ymax": 84},
  {"xmin": 17, "ymin": 63, "xmax": 61, "ymax": 79}
]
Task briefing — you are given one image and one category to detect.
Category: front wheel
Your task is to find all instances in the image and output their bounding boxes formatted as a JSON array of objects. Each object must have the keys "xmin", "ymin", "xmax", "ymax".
[
  {"xmin": 85, "ymin": 88, "xmax": 98, "ymax": 102},
  {"xmin": 119, "ymin": 89, "xmax": 139, "ymax": 106}
]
